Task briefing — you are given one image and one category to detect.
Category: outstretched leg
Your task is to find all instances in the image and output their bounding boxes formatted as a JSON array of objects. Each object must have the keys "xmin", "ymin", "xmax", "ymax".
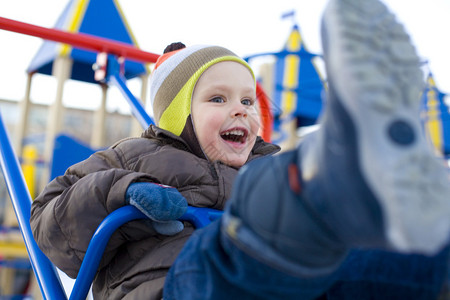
[
  {"xmin": 224, "ymin": 0, "xmax": 450, "ymax": 280},
  {"xmin": 165, "ymin": 0, "xmax": 450, "ymax": 299}
]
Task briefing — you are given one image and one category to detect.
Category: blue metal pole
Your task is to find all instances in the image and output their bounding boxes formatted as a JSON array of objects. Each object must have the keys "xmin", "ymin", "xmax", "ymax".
[
  {"xmin": 107, "ymin": 57, "xmax": 154, "ymax": 129},
  {"xmin": 0, "ymin": 111, "xmax": 67, "ymax": 299}
]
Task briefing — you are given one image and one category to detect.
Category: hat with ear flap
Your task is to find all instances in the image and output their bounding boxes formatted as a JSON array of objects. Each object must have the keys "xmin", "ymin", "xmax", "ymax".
[{"xmin": 149, "ymin": 43, "xmax": 255, "ymax": 158}]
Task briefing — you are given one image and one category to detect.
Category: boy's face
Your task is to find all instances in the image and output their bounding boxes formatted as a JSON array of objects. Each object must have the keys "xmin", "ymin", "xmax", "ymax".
[{"xmin": 191, "ymin": 61, "xmax": 260, "ymax": 168}]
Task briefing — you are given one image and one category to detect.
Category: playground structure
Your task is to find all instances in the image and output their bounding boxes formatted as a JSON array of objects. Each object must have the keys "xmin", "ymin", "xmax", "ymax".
[
  {"xmin": 421, "ymin": 72, "xmax": 450, "ymax": 157},
  {"xmin": 245, "ymin": 23, "xmax": 325, "ymax": 149}
]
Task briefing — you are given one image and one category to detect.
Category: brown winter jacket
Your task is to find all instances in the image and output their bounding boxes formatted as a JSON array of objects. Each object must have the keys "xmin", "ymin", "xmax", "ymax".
[{"xmin": 30, "ymin": 125, "xmax": 280, "ymax": 299}]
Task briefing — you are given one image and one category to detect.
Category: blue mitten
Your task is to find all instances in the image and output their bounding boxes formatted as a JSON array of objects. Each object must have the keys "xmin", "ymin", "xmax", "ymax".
[{"xmin": 125, "ymin": 182, "xmax": 188, "ymax": 235}]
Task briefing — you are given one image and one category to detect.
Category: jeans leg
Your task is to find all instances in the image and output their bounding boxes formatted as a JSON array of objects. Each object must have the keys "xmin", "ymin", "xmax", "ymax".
[
  {"xmin": 326, "ymin": 247, "xmax": 450, "ymax": 300},
  {"xmin": 164, "ymin": 219, "xmax": 340, "ymax": 300}
]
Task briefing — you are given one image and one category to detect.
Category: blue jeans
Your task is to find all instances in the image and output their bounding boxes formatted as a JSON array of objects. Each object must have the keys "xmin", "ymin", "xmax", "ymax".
[{"xmin": 164, "ymin": 219, "xmax": 449, "ymax": 300}]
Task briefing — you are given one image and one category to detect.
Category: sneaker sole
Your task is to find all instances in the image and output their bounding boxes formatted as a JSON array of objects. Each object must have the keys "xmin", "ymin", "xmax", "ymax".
[{"xmin": 323, "ymin": 0, "xmax": 450, "ymax": 253}]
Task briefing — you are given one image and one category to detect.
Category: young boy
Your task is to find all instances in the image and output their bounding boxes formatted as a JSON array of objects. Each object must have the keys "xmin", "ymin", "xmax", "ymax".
[
  {"xmin": 163, "ymin": 0, "xmax": 450, "ymax": 299},
  {"xmin": 30, "ymin": 43, "xmax": 279, "ymax": 299}
]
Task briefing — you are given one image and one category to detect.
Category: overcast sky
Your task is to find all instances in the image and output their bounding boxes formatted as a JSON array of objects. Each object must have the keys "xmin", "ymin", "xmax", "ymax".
[{"xmin": 0, "ymin": 0, "xmax": 449, "ymax": 114}]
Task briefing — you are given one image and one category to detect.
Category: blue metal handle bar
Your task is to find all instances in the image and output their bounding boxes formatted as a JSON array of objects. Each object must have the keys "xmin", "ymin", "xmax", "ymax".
[
  {"xmin": 180, "ymin": 206, "xmax": 223, "ymax": 228},
  {"xmin": 0, "ymin": 111, "xmax": 67, "ymax": 300},
  {"xmin": 69, "ymin": 205, "xmax": 146, "ymax": 300},
  {"xmin": 70, "ymin": 205, "xmax": 223, "ymax": 300}
]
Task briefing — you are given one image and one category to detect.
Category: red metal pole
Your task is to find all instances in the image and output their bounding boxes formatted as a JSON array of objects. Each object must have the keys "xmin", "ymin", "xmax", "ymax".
[
  {"xmin": 256, "ymin": 82, "xmax": 273, "ymax": 143},
  {"xmin": 0, "ymin": 16, "xmax": 160, "ymax": 63}
]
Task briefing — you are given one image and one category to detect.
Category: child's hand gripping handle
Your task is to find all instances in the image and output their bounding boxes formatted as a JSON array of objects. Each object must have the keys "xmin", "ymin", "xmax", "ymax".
[{"xmin": 125, "ymin": 182, "xmax": 188, "ymax": 235}]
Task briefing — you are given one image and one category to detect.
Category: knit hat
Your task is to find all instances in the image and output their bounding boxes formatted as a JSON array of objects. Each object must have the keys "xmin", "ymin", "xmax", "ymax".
[{"xmin": 149, "ymin": 44, "xmax": 255, "ymax": 157}]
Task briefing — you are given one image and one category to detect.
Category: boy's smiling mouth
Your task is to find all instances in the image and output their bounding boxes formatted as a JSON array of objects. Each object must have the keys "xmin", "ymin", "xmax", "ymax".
[{"xmin": 220, "ymin": 127, "xmax": 248, "ymax": 144}]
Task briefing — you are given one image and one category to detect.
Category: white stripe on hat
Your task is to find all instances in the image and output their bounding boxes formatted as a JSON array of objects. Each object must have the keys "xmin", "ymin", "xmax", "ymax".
[{"xmin": 149, "ymin": 45, "xmax": 210, "ymax": 108}]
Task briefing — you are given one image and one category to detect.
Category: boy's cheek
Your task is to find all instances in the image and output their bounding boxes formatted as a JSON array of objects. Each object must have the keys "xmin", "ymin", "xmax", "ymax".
[{"xmin": 248, "ymin": 110, "xmax": 261, "ymax": 131}]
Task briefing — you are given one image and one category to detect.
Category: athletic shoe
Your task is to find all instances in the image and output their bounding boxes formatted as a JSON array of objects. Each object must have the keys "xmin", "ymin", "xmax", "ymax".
[{"xmin": 316, "ymin": 0, "xmax": 450, "ymax": 253}]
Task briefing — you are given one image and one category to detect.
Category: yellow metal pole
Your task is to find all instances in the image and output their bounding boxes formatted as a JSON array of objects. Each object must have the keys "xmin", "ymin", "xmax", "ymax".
[{"xmin": 21, "ymin": 144, "xmax": 38, "ymax": 199}]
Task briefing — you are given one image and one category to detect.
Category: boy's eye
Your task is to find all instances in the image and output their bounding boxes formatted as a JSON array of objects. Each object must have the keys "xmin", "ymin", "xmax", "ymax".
[
  {"xmin": 241, "ymin": 99, "xmax": 253, "ymax": 106},
  {"xmin": 210, "ymin": 97, "xmax": 225, "ymax": 103}
]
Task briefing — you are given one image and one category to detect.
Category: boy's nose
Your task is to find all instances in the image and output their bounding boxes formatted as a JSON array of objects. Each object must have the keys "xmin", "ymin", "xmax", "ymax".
[
  {"xmin": 231, "ymin": 103, "xmax": 248, "ymax": 118},
  {"xmin": 233, "ymin": 111, "xmax": 248, "ymax": 118}
]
